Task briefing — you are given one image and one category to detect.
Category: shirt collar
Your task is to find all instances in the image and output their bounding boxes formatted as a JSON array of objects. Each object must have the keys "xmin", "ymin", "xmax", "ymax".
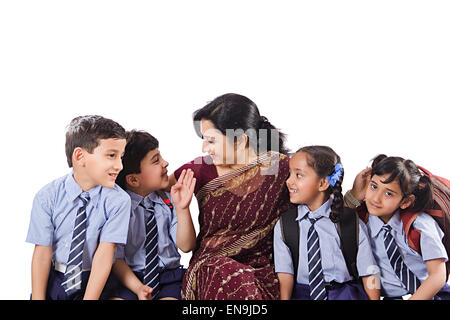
[
  {"xmin": 296, "ymin": 198, "xmax": 332, "ymax": 221},
  {"xmin": 367, "ymin": 209, "xmax": 402, "ymax": 237},
  {"xmin": 127, "ymin": 190, "xmax": 165, "ymax": 211},
  {"xmin": 65, "ymin": 171, "xmax": 102, "ymax": 206}
]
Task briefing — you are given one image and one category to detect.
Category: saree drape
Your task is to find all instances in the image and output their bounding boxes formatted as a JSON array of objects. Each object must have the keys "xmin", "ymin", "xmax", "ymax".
[{"xmin": 174, "ymin": 151, "xmax": 293, "ymax": 300}]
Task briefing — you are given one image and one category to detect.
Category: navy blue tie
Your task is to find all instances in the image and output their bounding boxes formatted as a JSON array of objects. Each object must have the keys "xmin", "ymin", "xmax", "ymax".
[
  {"xmin": 62, "ymin": 192, "xmax": 90, "ymax": 297},
  {"xmin": 307, "ymin": 216, "xmax": 327, "ymax": 300},
  {"xmin": 140, "ymin": 199, "xmax": 160, "ymax": 297},
  {"xmin": 382, "ymin": 225, "xmax": 421, "ymax": 294}
]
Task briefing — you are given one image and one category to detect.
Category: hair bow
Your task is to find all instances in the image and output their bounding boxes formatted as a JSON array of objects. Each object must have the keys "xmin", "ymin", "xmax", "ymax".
[{"xmin": 326, "ymin": 163, "xmax": 343, "ymax": 187}]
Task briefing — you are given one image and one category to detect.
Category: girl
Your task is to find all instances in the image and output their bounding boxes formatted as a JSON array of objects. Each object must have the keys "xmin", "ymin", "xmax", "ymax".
[
  {"xmin": 347, "ymin": 155, "xmax": 449, "ymax": 300},
  {"xmin": 274, "ymin": 146, "xmax": 379, "ymax": 300}
]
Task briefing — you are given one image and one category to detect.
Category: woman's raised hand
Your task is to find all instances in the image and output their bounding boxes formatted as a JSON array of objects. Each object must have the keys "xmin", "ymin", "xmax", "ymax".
[{"xmin": 170, "ymin": 169, "xmax": 196, "ymax": 210}]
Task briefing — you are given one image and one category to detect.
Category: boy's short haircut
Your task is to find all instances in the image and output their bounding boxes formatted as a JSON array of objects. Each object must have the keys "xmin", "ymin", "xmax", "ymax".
[
  {"xmin": 116, "ymin": 130, "xmax": 159, "ymax": 190},
  {"xmin": 65, "ymin": 115, "xmax": 127, "ymax": 168}
]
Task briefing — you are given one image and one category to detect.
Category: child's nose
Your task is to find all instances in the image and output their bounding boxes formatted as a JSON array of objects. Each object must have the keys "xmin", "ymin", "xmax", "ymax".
[
  {"xmin": 373, "ymin": 190, "xmax": 383, "ymax": 203},
  {"xmin": 115, "ymin": 158, "xmax": 123, "ymax": 171}
]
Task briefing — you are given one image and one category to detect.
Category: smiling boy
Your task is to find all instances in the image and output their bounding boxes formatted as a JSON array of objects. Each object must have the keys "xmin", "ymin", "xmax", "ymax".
[{"xmin": 26, "ymin": 115, "xmax": 131, "ymax": 300}]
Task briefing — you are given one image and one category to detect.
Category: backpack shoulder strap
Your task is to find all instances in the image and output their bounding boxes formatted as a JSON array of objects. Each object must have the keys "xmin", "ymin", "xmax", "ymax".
[
  {"xmin": 400, "ymin": 211, "xmax": 422, "ymax": 254},
  {"xmin": 337, "ymin": 207, "xmax": 360, "ymax": 279},
  {"xmin": 280, "ymin": 207, "xmax": 300, "ymax": 280},
  {"xmin": 356, "ymin": 203, "xmax": 369, "ymax": 224},
  {"xmin": 155, "ymin": 190, "xmax": 174, "ymax": 213}
]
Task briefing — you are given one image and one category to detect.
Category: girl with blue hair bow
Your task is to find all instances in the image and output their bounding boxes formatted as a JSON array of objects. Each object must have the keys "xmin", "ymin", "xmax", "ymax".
[{"xmin": 273, "ymin": 145, "xmax": 379, "ymax": 300}]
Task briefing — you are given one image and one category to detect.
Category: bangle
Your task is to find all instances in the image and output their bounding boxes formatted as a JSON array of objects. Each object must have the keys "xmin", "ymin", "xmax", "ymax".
[{"xmin": 345, "ymin": 190, "xmax": 362, "ymax": 208}]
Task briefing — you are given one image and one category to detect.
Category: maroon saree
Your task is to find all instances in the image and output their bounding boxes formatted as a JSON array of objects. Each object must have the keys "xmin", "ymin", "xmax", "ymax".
[{"xmin": 174, "ymin": 151, "xmax": 293, "ymax": 300}]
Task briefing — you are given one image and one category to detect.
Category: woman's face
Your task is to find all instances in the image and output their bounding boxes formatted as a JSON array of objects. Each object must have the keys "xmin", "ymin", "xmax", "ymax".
[{"xmin": 200, "ymin": 119, "xmax": 241, "ymax": 166}]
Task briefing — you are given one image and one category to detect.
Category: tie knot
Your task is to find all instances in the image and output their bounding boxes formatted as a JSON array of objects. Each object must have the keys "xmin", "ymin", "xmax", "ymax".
[
  {"xmin": 308, "ymin": 216, "xmax": 323, "ymax": 225},
  {"xmin": 382, "ymin": 225, "xmax": 392, "ymax": 233},
  {"xmin": 140, "ymin": 197, "xmax": 155, "ymax": 212},
  {"xmin": 80, "ymin": 192, "xmax": 90, "ymax": 204}
]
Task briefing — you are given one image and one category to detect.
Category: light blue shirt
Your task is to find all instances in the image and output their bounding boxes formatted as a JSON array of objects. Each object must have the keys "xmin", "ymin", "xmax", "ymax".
[
  {"xmin": 366, "ymin": 211, "xmax": 448, "ymax": 297},
  {"xmin": 115, "ymin": 190, "xmax": 181, "ymax": 272},
  {"xmin": 274, "ymin": 199, "xmax": 377, "ymax": 284},
  {"xmin": 26, "ymin": 172, "xmax": 131, "ymax": 269}
]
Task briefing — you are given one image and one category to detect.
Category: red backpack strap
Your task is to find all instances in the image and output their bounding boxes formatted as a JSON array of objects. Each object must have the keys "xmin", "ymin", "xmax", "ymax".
[
  {"xmin": 355, "ymin": 203, "xmax": 369, "ymax": 224},
  {"xmin": 400, "ymin": 211, "xmax": 422, "ymax": 255}
]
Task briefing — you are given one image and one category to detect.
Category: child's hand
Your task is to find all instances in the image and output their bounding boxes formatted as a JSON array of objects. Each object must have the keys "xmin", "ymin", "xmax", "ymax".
[
  {"xmin": 137, "ymin": 284, "xmax": 153, "ymax": 300},
  {"xmin": 170, "ymin": 169, "xmax": 196, "ymax": 210},
  {"xmin": 351, "ymin": 167, "xmax": 372, "ymax": 201}
]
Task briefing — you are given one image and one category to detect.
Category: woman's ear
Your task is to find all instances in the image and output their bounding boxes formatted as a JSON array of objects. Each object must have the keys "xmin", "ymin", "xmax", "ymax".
[
  {"xmin": 400, "ymin": 194, "xmax": 416, "ymax": 210},
  {"xmin": 237, "ymin": 134, "xmax": 249, "ymax": 149}
]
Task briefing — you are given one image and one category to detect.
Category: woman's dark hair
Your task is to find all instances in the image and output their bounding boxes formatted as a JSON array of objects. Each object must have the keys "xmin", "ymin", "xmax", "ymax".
[
  {"xmin": 370, "ymin": 154, "xmax": 433, "ymax": 212},
  {"xmin": 297, "ymin": 145, "xmax": 344, "ymax": 223},
  {"xmin": 116, "ymin": 130, "xmax": 159, "ymax": 190},
  {"xmin": 192, "ymin": 93, "xmax": 289, "ymax": 155},
  {"xmin": 65, "ymin": 115, "xmax": 126, "ymax": 168}
]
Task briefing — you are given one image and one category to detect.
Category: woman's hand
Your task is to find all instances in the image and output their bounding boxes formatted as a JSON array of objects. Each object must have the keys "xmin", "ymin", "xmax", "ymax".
[{"xmin": 170, "ymin": 169, "xmax": 196, "ymax": 210}]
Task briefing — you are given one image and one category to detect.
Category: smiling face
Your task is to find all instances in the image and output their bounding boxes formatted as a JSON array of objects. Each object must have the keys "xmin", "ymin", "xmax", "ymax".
[
  {"xmin": 365, "ymin": 173, "xmax": 415, "ymax": 222},
  {"xmin": 200, "ymin": 119, "xmax": 238, "ymax": 166},
  {"xmin": 129, "ymin": 148, "xmax": 170, "ymax": 195},
  {"xmin": 286, "ymin": 152, "xmax": 329, "ymax": 210},
  {"xmin": 80, "ymin": 138, "xmax": 126, "ymax": 189}
]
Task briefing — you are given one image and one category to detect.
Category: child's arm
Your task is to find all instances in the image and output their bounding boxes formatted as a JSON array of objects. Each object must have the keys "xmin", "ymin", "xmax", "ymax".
[
  {"xmin": 344, "ymin": 168, "xmax": 372, "ymax": 208},
  {"xmin": 409, "ymin": 258, "xmax": 447, "ymax": 300},
  {"xmin": 277, "ymin": 273, "xmax": 294, "ymax": 300},
  {"xmin": 31, "ymin": 245, "xmax": 53, "ymax": 300},
  {"xmin": 112, "ymin": 259, "xmax": 153, "ymax": 300},
  {"xmin": 83, "ymin": 242, "xmax": 116, "ymax": 300},
  {"xmin": 171, "ymin": 169, "xmax": 197, "ymax": 253},
  {"xmin": 361, "ymin": 275, "xmax": 380, "ymax": 300}
]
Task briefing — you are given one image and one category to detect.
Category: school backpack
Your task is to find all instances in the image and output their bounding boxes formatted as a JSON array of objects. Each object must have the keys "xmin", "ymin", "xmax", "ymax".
[
  {"xmin": 279, "ymin": 206, "xmax": 360, "ymax": 280},
  {"xmin": 156, "ymin": 190, "xmax": 174, "ymax": 213},
  {"xmin": 357, "ymin": 166, "xmax": 450, "ymax": 277}
]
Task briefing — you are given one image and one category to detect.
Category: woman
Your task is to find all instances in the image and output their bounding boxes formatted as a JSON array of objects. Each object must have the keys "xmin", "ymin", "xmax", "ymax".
[{"xmin": 168, "ymin": 93, "xmax": 294, "ymax": 300}]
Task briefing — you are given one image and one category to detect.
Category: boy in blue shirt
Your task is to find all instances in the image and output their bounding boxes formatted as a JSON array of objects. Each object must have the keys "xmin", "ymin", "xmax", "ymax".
[
  {"xmin": 112, "ymin": 130, "xmax": 196, "ymax": 300},
  {"xmin": 26, "ymin": 115, "xmax": 131, "ymax": 300}
]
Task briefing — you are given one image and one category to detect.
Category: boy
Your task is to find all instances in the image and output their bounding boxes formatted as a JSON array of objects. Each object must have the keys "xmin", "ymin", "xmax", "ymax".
[
  {"xmin": 26, "ymin": 115, "xmax": 131, "ymax": 300},
  {"xmin": 112, "ymin": 130, "xmax": 196, "ymax": 300}
]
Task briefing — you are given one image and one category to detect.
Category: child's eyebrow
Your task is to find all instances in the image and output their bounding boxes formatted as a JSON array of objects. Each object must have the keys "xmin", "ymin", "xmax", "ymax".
[
  {"xmin": 151, "ymin": 152, "xmax": 160, "ymax": 160},
  {"xmin": 106, "ymin": 149, "xmax": 120, "ymax": 153},
  {"xmin": 385, "ymin": 187, "xmax": 398, "ymax": 194}
]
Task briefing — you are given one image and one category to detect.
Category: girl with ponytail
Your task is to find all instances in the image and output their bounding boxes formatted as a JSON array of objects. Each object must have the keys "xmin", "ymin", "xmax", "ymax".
[
  {"xmin": 274, "ymin": 145, "xmax": 378, "ymax": 300},
  {"xmin": 346, "ymin": 155, "xmax": 450, "ymax": 300}
]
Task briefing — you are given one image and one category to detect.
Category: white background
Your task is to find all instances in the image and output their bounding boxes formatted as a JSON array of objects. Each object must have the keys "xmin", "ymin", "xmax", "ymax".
[{"xmin": 0, "ymin": 1, "xmax": 449, "ymax": 299}]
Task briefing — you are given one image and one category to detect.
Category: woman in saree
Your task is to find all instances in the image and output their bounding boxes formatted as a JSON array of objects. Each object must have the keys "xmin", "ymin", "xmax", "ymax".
[{"xmin": 167, "ymin": 93, "xmax": 294, "ymax": 300}]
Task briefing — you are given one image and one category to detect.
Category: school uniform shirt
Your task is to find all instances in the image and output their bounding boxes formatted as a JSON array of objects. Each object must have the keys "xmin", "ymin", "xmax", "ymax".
[
  {"xmin": 366, "ymin": 211, "xmax": 448, "ymax": 297},
  {"xmin": 26, "ymin": 172, "xmax": 131, "ymax": 269},
  {"xmin": 274, "ymin": 199, "xmax": 377, "ymax": 285},
  {"xmin": 115, "ymin": 190, "xmax": 182, "ymax": 272}
]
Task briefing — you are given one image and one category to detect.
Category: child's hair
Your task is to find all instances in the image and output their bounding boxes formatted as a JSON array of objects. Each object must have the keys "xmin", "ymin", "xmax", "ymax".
[
  {"xmin": 192, "ymin": 93, "xmax": 290, "ymax": 155},
  {"xmin": 65, "ymin": 115, "xmax": 127, "ymax": 168},
  {"xmin": 370, "ymin": 154, "xmax": 433, "ymax": 212},
  {"xmin": 116, "ymin": 130, "xmax": 159, "ymax": 190},
  {"xmin": 297, "ymin": 145, "xmax": 344, "ymax": 223}
]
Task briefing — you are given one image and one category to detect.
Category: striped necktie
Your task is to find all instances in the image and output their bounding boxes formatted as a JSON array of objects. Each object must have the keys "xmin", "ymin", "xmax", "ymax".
[
  {"xmin": 382, "ymin": 225, "xmax": 421, "ymax": 294},
  {"xmin": 62, "ymin": 192, "xmax": 90, "ymax": 297},
  {"xmin": 140, "ymin": 199, "xmax": 160, "ymax": 298},
  {"xmin": 307, "ymin": 216, "xmax": 327, "ymax": 300}
]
